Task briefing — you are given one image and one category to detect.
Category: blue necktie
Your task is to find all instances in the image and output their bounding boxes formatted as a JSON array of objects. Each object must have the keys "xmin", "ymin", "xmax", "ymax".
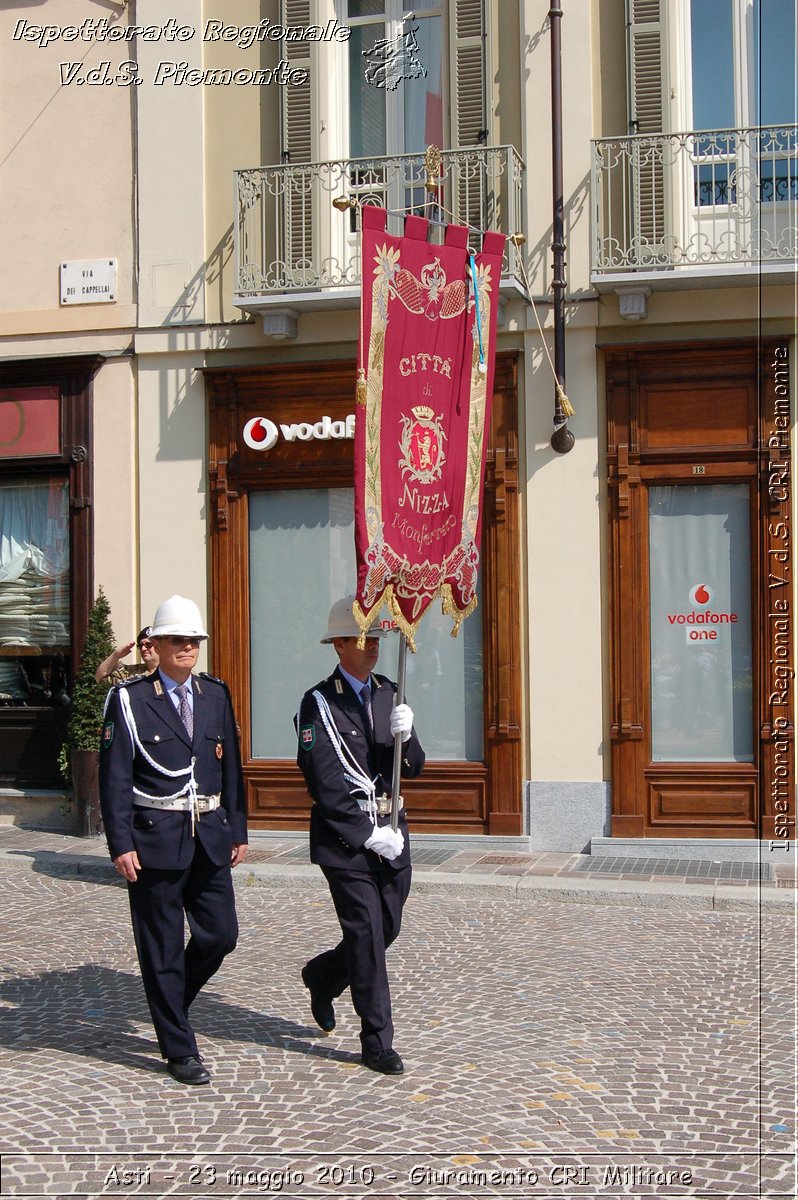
[{"xmin": 360, "ymin": 682, "xmax": 374, "ymax": 734}]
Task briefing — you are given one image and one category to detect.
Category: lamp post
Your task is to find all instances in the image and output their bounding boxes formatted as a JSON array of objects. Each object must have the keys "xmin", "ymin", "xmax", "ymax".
[{"xmin": 549, "ymin": 0, "xmax": 574, "ymax": 454}]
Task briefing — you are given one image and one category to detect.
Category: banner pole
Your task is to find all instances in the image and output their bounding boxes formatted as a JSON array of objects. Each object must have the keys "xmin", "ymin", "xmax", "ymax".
[{"xmin": 390, "ymin": 632, "xmax": 408, "ymax": 831}]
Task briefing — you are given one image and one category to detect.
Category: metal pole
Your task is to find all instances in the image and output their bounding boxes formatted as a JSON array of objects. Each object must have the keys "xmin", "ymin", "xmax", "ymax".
[
  {"xmin": 390, "ymin": 633, "xmax": 408, "ymax": 831},
  {"xmin": 549, "ymin": 0, "xmax": 575, "ymax": 455}
]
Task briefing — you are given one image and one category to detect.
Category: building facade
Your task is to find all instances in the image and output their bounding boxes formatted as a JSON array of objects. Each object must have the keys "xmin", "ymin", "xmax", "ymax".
[{"xmin": 1, "ymin": 0, "xmax": 794, "ymax": 849}]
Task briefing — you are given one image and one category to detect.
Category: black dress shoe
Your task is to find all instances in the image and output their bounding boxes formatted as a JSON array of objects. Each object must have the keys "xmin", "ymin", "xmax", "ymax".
[
  {"xmin": 166, "ymin": 1056, "xmax": 210, "ymax": 1085},
  {"xmin": 301, "ymin": 966, "xmax": 335, "ymax": 1032},
  {"xmin": 361, "ymin": 1048, "xmax": 404, "ymax": 1075}
]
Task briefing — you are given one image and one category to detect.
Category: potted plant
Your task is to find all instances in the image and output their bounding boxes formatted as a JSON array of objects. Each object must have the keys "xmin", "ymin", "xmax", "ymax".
[{"xmin": 59, "ymin": 586, "xmax": 116, "ymax": 837}]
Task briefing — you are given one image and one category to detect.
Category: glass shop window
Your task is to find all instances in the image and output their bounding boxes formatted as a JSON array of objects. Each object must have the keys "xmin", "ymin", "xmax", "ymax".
[
  {"xmin": 648, "ymin": 483, "xmax": 753, "ymax": 763},
  {"xmin": 249, "ymin": 486, "xmax": 483, "ymax": 761},
  {"xmin": 0, "ymin": 479, "xmax": 71, "ymax": 709}
]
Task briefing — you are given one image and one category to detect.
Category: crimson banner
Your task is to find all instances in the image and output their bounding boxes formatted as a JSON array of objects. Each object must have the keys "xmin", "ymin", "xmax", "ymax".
[{"xmin": 354, "ymin": 206, "xmax": 506, "ymax": 648}]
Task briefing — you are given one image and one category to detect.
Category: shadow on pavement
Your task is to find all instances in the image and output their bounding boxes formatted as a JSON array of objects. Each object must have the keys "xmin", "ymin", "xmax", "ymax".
[
  {"xmin": 7, "ymin": 847, "xmax": 119, "ymax": 885},
  {"xmin": 0, "ymin": 963, "xmax": 360, "ymax": 1075}
]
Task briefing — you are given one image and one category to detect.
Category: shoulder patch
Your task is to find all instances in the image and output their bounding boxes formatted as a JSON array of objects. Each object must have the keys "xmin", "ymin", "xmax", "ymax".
[
  {"xmin": 102, "ymin": 721, "xmax": 114, "ymax": 747},
  {"xmin": 198, "ymin": 671, "xmax": 228, "ymax": 690},
  {"xmin": 117, "ymin": 673, "xmax": 146, "ymax": 688},
  {"xmin": 300, "ymin": 725, "xmax": 316, "ymax": 751}
]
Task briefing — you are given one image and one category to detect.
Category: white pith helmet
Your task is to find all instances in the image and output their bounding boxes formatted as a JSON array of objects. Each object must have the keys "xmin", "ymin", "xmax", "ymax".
[
  {"xmin": 149, "ymin": 595, "xmax": 208, "ymax": 640},
  {"xmin": 320, "ymin": 595, "xmax": 390, "ymax": 644}
]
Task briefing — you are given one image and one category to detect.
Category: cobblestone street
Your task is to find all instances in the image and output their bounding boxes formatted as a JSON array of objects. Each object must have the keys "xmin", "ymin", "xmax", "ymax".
[{"xmin": 0, "ymin": 850, "xmax": 794, "ymax": 1199}]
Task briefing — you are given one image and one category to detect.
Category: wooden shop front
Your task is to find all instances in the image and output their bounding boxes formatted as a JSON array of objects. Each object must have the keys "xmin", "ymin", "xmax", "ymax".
[
  {"xmin": 606, "ymin": 341, "xmax": 794, "ymax": 840},
  {"xmin": 205, "ymin": 355, "xmax": 523, "ymax": 835}
]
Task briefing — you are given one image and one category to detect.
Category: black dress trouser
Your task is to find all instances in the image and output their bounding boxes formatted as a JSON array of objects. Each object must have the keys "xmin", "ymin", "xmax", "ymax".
[
  {"xmin": 304, "ymin": 862, "xmax": 411, "ymax": 1055},
  {"xmin": 127, "ymin": 841, "xmax": 238, "ymax": 1059}
]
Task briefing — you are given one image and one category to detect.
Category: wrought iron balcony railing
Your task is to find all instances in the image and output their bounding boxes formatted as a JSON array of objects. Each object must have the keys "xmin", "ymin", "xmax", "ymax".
[
  {"xmin": 234, "ymin": 145, "xmax": 526, "ymax": 311},
  {"xmin": 592, "ymin": 125, "xmax": 798, "ymax": 278}
]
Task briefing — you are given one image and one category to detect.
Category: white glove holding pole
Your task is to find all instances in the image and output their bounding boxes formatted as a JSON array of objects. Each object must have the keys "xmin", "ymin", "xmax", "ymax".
[
  {"xmin": 364, "ymin": 826, "xmax": 405, "ymax": 860},
  {"xmin": 390, "ymin": 703, "xmax": 414, "ymax": 743}
]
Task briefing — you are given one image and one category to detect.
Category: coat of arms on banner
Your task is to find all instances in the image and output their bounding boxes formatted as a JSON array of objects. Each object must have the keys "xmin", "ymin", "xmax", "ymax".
[{"xmin": 399, "ymin": 406, "xmax": 447, "ymax": 484}]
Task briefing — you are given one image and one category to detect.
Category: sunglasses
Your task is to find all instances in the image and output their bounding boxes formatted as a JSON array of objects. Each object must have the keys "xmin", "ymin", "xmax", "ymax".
[{"xmin": 164, "ymin": 636, "xmax": 201, "ymax": 647}]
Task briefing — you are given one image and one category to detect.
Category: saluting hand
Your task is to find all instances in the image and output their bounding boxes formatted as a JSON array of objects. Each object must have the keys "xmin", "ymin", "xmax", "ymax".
[{"xmin": 114, "ymin": 850, "xmax": 141, "ymax": 882}]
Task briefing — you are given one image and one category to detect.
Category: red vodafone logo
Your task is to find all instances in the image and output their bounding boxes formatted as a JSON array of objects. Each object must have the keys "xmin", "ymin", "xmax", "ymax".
[
  {"xmin": 243, "ymin": 417, "xmax": 279, "ymax": 451},
  {"xmin": 689, "ymin": 582, "xmax": 713, "ymax": 607}
]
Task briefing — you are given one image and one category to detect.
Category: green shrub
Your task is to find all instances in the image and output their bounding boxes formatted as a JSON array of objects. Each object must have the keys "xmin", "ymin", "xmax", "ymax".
[{"xmin": 58, "ymin": 586, "xmax": 117, "ymax": 780}]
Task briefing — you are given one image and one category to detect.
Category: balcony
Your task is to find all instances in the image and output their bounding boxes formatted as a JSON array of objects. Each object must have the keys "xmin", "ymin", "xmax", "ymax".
[
  {"xmin": 592, "ymin": 126, "xmax": 798, "ymax": 291},
  {"xmin": 234, "ymin": 145, "xmax": 526, "ymax": 334}
]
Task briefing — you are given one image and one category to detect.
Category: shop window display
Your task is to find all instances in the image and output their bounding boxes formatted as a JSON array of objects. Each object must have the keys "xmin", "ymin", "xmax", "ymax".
[{"xmin": 0, "ymin": 479, "xmax": 70, "ymax": 709}]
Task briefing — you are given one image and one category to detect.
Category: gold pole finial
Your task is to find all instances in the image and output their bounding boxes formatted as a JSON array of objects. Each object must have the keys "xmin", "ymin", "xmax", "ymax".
[
  {"xmin": 423, "ymin": 145, "xmax": 442, "ymax": 193},
  {"xmin": 332, "ymin": 196, "xmax": 352, "ymax": 212}
]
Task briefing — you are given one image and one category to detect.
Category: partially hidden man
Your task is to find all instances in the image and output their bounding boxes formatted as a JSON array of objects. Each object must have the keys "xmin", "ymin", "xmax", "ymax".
[
  {"xmin": 99, "ymin": 596, "xmax": 248, "ymax": 1085},
  {"xmin": 296, "ymin": 596, "xmax": 425, "ymax": 1075}
]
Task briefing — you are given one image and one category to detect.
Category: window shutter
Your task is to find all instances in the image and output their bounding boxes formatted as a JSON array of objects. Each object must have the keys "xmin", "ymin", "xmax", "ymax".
[
  {"xmin": 451, "ymin": 0, "xmax": 487, "ymax": 228},
  {"xmin": 627, "ymin": 0, "xmax": 665, "ymax": 251},
  {"xmin": 280, "ymin": 0, "xmax": 313, "ymax": 161},
  {"xmin": 452, "ymin": 0, "xmax": 485, "ymax": 148},
  {"xmin": 628, "ymin": 0, "xmax": 664, "ymax": 135},
  {"xmin": 280, "ymin": 0, "xmax": 314, "ymax": 280}
]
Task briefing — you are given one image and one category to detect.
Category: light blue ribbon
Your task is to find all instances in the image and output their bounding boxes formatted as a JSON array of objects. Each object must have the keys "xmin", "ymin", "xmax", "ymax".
[{"xmin": 469, "ymin": 253, "xmax": 485, "ymax": 370}]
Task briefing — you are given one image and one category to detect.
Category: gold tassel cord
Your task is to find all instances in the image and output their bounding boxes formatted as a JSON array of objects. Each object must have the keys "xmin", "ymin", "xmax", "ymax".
[
  {"xmin": 511, "ymin": 235, "xmax": 575, "ymax": 422},
  {"xmin": 556, "ymin": 382, "xmax": 575, "ymax": 420}
]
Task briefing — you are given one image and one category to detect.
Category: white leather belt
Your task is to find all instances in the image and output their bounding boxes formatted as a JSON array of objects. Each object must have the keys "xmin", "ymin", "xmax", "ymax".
[
  {"xmin": 357, "ymin": 797, "xmax": 402, "ymax": 816},
  {"xmin": 133, "ymin": 794, "xmax": 221, "ymax": 814}
]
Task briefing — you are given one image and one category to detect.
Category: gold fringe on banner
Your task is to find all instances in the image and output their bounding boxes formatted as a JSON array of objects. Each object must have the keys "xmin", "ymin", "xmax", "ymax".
[
  {"xmin": 441, "ymin": 584, "xmax": 478, "ymax": 636},
  {"xmin": 354, "ymin": 588, "xmax": 420, "ymax": 653},
  {"xmin": 354, "ymin": 585, "xmax": 479, "ymax": 654}
]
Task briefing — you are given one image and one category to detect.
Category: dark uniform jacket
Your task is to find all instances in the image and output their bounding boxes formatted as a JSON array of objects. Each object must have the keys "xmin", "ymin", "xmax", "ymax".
[
  {"xmin": 296, "ymin": 667, "xmax": 425, "ymax": 871},
  {"xmin": 99, "ymin": 670, "xmax": 247, "ymax": 871}
]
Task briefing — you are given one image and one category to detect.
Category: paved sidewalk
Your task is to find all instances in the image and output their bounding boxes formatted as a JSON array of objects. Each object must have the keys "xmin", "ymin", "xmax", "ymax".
[
  {"xmin": 0, "ymin": 830, "xmax": 794, "ymax": 1199},
  {"xmin": 0, "ymin": 824, "xmax": 795, "ymax": 913}
]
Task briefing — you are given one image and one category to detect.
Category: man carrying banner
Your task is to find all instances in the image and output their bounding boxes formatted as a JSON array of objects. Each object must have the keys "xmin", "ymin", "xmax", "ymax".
[{"xmin": 296, "ymin": 596, "xmax": 425, "ymax": 1075}]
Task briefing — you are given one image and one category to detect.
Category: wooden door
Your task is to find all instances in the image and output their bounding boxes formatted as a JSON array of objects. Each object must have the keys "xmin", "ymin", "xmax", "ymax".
[{"xmin": 606, "ymin": 341, "xmax": 795, "ymax": 840}]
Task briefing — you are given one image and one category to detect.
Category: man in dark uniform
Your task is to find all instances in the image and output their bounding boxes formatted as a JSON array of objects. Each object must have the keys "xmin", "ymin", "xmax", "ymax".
[
  {"xmin": 296, "ymin": 596, "xmax": 425, "ymax": 1075},
  {"xmin": 99, "ymin": 595, "xmax": 248, "ymax": 1085}
]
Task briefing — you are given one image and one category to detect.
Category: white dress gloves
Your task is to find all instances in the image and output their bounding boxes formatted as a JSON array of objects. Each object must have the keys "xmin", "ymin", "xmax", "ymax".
[
  {"xmin": 389, "ymin": 703, "xmax": 414, "ymax": 742},
  {"xmin": 364, "ymin": 826, "xmax": 405, "ymax": 860}
]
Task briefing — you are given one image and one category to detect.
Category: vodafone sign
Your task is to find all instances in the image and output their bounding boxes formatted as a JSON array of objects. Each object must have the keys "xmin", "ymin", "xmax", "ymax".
[
  {"xmin": 667, "ymin": 582, "xmax": 738, "ymax": 643},
  {"xmin": 243, "ymin": 414, "xmax": 356, "ymax": 452}
]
